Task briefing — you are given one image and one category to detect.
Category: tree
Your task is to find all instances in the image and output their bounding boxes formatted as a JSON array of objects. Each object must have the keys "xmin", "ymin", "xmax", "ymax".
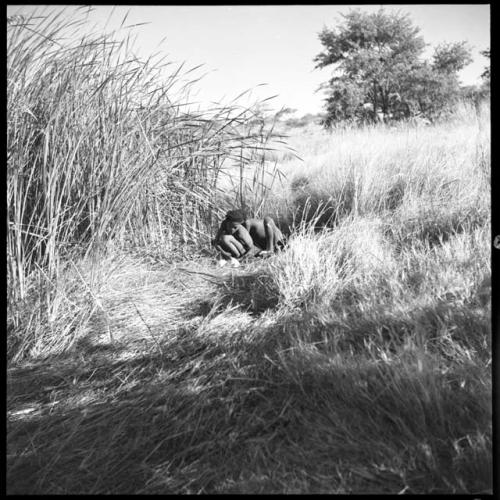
[
  {"xmin": 480, "ymin": 48, "xmax": 490, "ymax": 86},
  {"xmin": 315, "ymin": 8, "xmax": 473, "ymax": 124},
  {"xmin": 315, "ymin": 9, "xmax": 426, "ymax": 122},
  {"xmin": 321, "ymin": 79, "xmax": 366, "ymax": 126},
  {"xmin": 432, "ymin": 41, "xmax": 473, "ymax": 73},
  {"xmin": 394, "ymin": 42, "xmax": 473, "ymax": 119}
]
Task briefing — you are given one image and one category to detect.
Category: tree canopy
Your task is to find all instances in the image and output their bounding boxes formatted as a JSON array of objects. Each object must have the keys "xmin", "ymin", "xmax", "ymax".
[{"xmin": 315, "ymin": 8, "xmax": 474, "ymax": 126}]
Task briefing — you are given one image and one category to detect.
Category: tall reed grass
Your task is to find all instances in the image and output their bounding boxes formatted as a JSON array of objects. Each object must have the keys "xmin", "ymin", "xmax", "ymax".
[{"xmin": 7, "ymin": 7, "xmax": 285, "ymax": 361}]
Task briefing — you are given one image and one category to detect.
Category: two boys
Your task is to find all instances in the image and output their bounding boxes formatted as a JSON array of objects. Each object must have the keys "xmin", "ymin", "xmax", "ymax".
[{"xmin": 213, "ymin": 209, "xmax": 285, "ymax": 267}]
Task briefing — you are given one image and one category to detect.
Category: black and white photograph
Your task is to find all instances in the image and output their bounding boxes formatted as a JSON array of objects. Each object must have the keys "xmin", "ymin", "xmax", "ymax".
[{"xmin": 7, "ymin": 4, "xmax": 492, "ymax": 494}]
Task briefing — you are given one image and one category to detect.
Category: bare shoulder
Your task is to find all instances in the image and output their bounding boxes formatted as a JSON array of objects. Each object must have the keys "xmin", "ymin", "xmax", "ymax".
[{"xmin": 244, "ymin": 218, "xmax": 264, "ymax": 230}]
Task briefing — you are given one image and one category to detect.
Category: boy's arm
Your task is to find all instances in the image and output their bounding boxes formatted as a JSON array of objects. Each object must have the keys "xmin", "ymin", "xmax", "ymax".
[{"xmin": 234, "ymin": 225, "xmax": 255, "ymax": 256}]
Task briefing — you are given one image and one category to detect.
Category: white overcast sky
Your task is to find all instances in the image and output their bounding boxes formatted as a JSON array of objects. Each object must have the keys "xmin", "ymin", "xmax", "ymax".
[{"xmin": 7, "ymin": 4, "xmax": 491, "ymax": 115}]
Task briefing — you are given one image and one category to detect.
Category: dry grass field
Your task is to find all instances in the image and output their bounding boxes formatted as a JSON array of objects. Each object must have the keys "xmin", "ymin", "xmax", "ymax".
[{"xmin": 7, "ymin": 10, "xmax": 492, "ymax": 494}]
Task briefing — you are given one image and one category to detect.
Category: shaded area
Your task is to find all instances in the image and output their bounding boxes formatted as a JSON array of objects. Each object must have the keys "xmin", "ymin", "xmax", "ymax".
[
  {"xmin": 7, "ymin": 279, "xmax": 492, "ymax": 494},
  {"xmin": 7, "ymin": 318, "xmax": 291, "ymax": 494}
]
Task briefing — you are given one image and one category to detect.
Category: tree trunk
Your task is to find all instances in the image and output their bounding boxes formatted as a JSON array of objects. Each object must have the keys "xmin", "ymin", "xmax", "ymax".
[
  {"xmin": 380, "ymin": 85, "xmax": 388, "ymax": 115},
  {"xmin": 372, "ymin": 80, "xmax": 378, "ymax": 123}
]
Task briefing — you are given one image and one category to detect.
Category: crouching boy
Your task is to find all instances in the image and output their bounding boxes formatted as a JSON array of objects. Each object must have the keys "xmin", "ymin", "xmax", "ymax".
[{"xmin": 213, "ymin": 209, "xmax": 285, "ymax": 266}]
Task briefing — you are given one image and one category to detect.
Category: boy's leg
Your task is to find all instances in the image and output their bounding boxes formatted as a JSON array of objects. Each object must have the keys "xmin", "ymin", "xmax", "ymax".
[
  {"xmin": 242, "ymin": 244, "xmax": 264, "ymax": 259},
  {"xmin": 263, "ymin": 216, "xmax": 274, "ymax": 252},
  {"xmin": 263, "ymin": 216, "xmax": 284, "ymax": 252},
  {"xmin": 274, "ymin": 226, "xmax": 285, "ymax": 250}
]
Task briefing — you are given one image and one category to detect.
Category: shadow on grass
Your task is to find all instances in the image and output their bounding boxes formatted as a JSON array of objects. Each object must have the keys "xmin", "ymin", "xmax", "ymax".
[
  {"xmin": 7, "ymin": 279, "xmax": 492, "ymax": 494},
  {"xmin": 298, "ymin": 293, "xmax": 490, "ymax": 363},
  {"xmin": 6, "ymin": 313, "xmax": 297, "ymax": 494},
  {"xmin": 273, "ymin": 345, "xmax": 492, "ymax": 494}
]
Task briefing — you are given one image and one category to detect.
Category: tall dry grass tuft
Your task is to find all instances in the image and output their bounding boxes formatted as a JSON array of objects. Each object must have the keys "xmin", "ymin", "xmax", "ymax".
[{"xmin": 7, "ymin": 7, "xmax": 284, "ymax": 361}]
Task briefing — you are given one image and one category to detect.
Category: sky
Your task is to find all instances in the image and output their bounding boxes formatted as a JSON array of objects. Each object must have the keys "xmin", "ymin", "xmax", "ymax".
[{"xmin": 7, "ymin": 4, "xmax": 491, "ymax": 116}]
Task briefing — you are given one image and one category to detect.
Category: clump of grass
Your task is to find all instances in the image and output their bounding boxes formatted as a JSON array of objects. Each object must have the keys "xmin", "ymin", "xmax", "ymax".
[{"xmin": 264, "ymin": 214, "xmax": 394, "ymax": 312}]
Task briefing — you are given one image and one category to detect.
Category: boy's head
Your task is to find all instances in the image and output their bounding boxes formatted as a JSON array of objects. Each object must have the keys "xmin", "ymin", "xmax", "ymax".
[{"xmin": 225, "ymin": 209, "xmax": 246, "ymax": 234}]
